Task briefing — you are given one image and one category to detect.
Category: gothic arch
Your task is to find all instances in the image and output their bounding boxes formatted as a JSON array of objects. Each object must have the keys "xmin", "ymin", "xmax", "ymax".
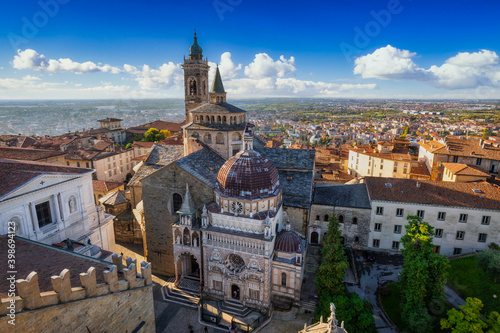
[
  {"xmin": 183, "ymin": 227, "xmax": 191, "ymax": 246},
  {"xmin": 172, "ymin": 193, "xmax": 183, "ymax": 213},
  {"xmin": 174, "ymin": 228, "xmax": 182, "ymax": 244},
  {"xmin": 223, "ymin": 116, "xmax": 227, "ymax": 123}
]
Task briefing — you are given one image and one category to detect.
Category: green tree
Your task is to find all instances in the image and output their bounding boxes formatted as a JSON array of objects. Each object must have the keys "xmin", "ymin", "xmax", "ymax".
[
  {"xmin": 144, "ymin": 128, "xmax": 166, "ymax": 142},
  {"xmin": 132, "ymin": 134, "xmax": 144, "ymax": 142},
  {"xmin": 318, "ymin": 293, "xmax": 376, "ymax": 332},
  {"xmin": 441, "ymin": 297, "xmax": 500, "ymax": 333},
  {"xmin": 125, "ymin": 143, "xmax": 132, "ymax": 149},
  {"xmin": 314, "ymin": 214, "xmax": 376, "ymax": 332},
  {"xmin": 477, "ymin": 249, "xmax": 500, "ymax": 282},
  {"xmin": 400, "ymin": 215, "xmax": 449, "ymax": 332},
  {"xmin": 315, "ymin": 214, "xmax": 349, "ymax": 297}
]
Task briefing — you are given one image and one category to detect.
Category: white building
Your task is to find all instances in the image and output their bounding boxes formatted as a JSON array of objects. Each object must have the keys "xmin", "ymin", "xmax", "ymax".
[
  {"xmin": 365, "ymin": 177, "xmax": 500, "ymax": 256},
  {"xmin": 348, "ymin": 143, "xmax": 414, "ymax": 179},
  {"xmin": 0, "ymin": 158, "xmax": 115, "ymax": 254},
  {"xmin": 93, "ymin": 150, "xmax": 137, "ymax": 182}
]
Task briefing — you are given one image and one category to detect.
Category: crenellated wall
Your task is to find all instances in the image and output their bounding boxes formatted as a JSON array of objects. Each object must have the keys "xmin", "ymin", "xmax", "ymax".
[{"xmin": 0, "ymin": 259, "xmax": 154, "ymax": 332}]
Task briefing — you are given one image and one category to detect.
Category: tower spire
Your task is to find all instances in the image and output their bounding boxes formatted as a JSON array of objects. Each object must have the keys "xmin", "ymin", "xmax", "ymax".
[{"xmin": 209, "ymin": 65, "xmax": 227, "ymax": 104}]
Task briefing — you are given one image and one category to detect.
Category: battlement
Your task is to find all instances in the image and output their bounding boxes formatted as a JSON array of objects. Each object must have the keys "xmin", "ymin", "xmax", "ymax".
[{"xmin": 1, "ymin": 255, "xmax": 152, "ymax": 317}]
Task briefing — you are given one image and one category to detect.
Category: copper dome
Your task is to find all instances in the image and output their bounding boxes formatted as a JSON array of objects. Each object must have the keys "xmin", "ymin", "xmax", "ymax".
[
  {"xmin": 217, "ymin": 150, "xmax": 280, "ymax": 200},
  {"xmin": 275, "ymin": 230, "xmax": 303, "ymax": 253}
]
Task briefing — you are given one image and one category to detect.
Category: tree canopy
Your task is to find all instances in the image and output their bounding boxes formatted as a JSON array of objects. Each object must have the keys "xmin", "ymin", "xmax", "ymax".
[
  {"xmin": 400, "ymin": 215, "xmax": 449, "ymax": 332},
  {"xmin": 314, "ymin": 214, "xmax": 376, "ymax": 332},
  {"xmin": 441, "ymin": 297, "xmax": 500, "ymax": 333},
  {"xmin": 144, "ymin": 128, "xmax": 171, "ymax": 142}
]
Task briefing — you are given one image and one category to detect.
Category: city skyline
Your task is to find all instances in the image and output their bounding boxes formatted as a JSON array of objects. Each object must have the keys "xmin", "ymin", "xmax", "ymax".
[{"xmin": 1, "ymin": 0, "xmax": 500, "ymax": 99}]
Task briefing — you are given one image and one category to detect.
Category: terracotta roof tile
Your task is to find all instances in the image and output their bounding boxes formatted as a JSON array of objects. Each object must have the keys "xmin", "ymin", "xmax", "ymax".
[
  {"xmin": 0, "ymin": 147, "xmax": 66, "ymax": 161},
  {"xmin": 442, "ymin": 163, "xmax": 491, "ymax": 177},
  {"xmin": 0, "ymin": 236, "xmax": 111, "ymax": 297},
  {"xmin": 365, "ymin": 177, "xmax": 500, "ymax": 210}
]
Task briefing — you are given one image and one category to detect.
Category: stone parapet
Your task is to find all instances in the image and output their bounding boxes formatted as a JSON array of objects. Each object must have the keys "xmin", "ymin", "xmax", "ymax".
[{"xmin": 1, "ymin": 258, "xmax": 152, "ymax": 316}]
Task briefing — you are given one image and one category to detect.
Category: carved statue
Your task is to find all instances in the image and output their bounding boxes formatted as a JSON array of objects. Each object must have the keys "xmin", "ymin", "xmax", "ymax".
[
  {"xmin": 176, "ymin": 236, "xmax": 181, "ymax": 244},
  {"xmin": 69, "ymin": 197, "xmax": 77, "ymax": 213},
  {"xmin": 193, "ymin": 237, "xmax": 198, "ymax": 247}
]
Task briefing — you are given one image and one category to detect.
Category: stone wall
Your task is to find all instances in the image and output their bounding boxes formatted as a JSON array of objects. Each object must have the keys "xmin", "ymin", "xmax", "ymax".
[
  {"xmin": 0, "ymin": 286, "xmax": 154, "ymax": 333},
  {"xmin": 142, "ymin": 163, "xmax": 215, "ymax": 276},
  {"xmin": 308, "ymin": 205, "xmax": 371, "ymax": 249},
  {"xmin": 0, "ymin": 261, "xmax": 154, "ymax": 332},
  {"xmin": 284, "ymin": 206, "xmax": 309, "ymax": 237}
]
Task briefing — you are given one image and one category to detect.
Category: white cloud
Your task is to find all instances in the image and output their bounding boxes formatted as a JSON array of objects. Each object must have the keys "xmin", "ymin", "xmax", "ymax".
[
  {"xmin": 225, "ymin": 77, "xmax": 375, "ymax": 96},
  {"xmin": 209, "ymin": 52, "xmax": 242, "ymax": 80},
  {"xmin": 7, "ymin": 49, "xmax": 377, "ymax": 98},
  {"xmin": 354, "ymin": 45, "xmax": 500, "ymax": 89},
  {"xmin": 13, "ymin": 49, "xmax": 122, "ymax": 74},
  {"xmin": 131, "ymin": 62, "xmax": 183, "ymax": 90},
  {"xmin": 244, "ymin": 53, "xmax": 295, "ymax": 79}
]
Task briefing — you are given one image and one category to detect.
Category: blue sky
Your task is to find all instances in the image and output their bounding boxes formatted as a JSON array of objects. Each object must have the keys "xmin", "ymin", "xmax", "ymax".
[{"xmin": 1, "ymin": 0, "xmax": 500, "ymax": 99}]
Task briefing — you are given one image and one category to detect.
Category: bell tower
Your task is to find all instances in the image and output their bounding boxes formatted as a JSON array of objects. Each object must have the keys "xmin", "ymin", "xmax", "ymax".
[{"xmin": 182, "ymin": 31, "xmax": 210, "ymax": 122}]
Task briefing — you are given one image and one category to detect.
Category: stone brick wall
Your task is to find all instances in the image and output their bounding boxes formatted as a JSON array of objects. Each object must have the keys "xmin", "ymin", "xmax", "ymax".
[
  {"xmin": 308, "ymin": 205, "xmax": 371, "ymax": 249},
  {"xmin": 142, "ymin": 163, "xmax": 215, "ymax": 275},
  {"xmin": 0, "ymin": 286, "xmax": 154, "ymax": 333},
  {"xmin": 284, "ymin": 206, "xmax": 309, "ymax": 237}
]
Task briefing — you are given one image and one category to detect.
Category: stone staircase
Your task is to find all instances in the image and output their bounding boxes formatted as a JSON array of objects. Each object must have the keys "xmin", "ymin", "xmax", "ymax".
[
  {"xmin": 162, "ymin": 277, "xmax": 200, "ymax": 308},
  {"xmin": 301, "ymin": 300, "xmax": 317, "ymax": 313},
  {"xmin": 220, "ymin": 299, "xmax": 252, "ymax": 318}
]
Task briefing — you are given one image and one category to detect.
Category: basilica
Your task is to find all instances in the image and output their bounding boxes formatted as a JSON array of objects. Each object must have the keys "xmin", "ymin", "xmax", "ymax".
[{"xmin": 141, "ymin": 33, "xmax": 315, "ymax": 311}]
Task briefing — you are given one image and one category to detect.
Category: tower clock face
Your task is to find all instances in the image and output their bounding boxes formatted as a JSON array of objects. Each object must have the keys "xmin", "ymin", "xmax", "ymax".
[{"xmin": 231, "ymin": 202, "xmax": 243, "ymax": 214}]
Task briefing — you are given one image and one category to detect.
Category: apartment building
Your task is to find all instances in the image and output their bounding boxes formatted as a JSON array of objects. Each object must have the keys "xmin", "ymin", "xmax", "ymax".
[
  {"xmin": 419, "ymin": 137, "xmax": 500, "ymax": 180},
  {"xmin": 348, "ymin": 142, "xmax": 415, "ymax": 179},
  {"xmin": 365, "ymin": 177, "xmax": 500, "ymax": 256}
]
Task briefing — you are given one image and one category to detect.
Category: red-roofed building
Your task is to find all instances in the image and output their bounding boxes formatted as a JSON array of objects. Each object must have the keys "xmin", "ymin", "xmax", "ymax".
[{"xmin": 365, "ymin": 177, "xmax": 500, "ymax": 256}]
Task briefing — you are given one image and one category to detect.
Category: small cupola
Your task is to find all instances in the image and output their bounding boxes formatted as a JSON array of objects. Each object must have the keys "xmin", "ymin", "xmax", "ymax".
[
  {"xmin": 189, "ymin": 31, "xmax": 203, "ymax": 60},
  {"xmin": 209, "ymin": 65, "xmax": 226, "ymax": 104}
]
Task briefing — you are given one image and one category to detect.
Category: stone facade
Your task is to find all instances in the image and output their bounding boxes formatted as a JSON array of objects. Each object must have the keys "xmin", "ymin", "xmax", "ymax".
[
  {"xmin": 142, "ymin": 162, "xmax": 217, "ymax": 275},
  {"xmin": 308, "ymin": 205, "xmax": 371, "ymax": 249}
]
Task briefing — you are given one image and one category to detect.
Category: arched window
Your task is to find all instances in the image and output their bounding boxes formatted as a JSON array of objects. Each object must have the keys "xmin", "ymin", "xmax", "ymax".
[
  {"xmin": 189, "ymin": 79, "xmax": 197, "ymax": 95},
  {"xmin": 195, "ymin": 115, "xmax": 199, "ymax": 122},
  {"xmin": 183, "ymin": 228, "xmax": 190, "ymax": 246},
  {"xmin": 338, "ymin": 215, "xmax": 344, "ymax": 223},
  {"xmin": 211, "ymin": 116, "xmax": 215, "ymax": 123},
  {"xmin": 316, "ymin": 215, "xmax": 320, "ymax": 221},
  {"xmin": 281, "ymin": 272, "xmax": 287, "ymax": 287},
  {"xmin": 204, "ymin": 133, "xmax": 212, "ymax": 143},
  {"xmin": 218, "ymin": 115, "xmax": 222, "ymax": 123},
  {"xmin": 352, "ymin": 217, "xmax": 358, "ymax": 224},
  {"xmin": 223, "ymin": 116, "xmax": 227, "ymax": 123},
  {"xmin": 354, "ymin": 236, "xmax": 359, "ymax": 243},
  {"xmin": 192, "ymin": 132, "xmax": 199, "ymax": 138},
  {"xmin": 324, "ymin": 214, "xmax": 329, "ymax": 221},
  {"xmin": 173, "ymin": 193, "xmax": 183, "ymax": 213},
  {"xmin": 200, "ymin": 115, "xmax": 204, "ymax": 122},
  {"xmin": 202, "ymin": 80, "xmax": 206, "ymax": 95},
  {"xmin": 216, "ymin": 132, "xmax": 224, "ymax": 144},
  {"xmin": 232, "ymin": 132, "xmax": 241, "ymax": 141}
]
